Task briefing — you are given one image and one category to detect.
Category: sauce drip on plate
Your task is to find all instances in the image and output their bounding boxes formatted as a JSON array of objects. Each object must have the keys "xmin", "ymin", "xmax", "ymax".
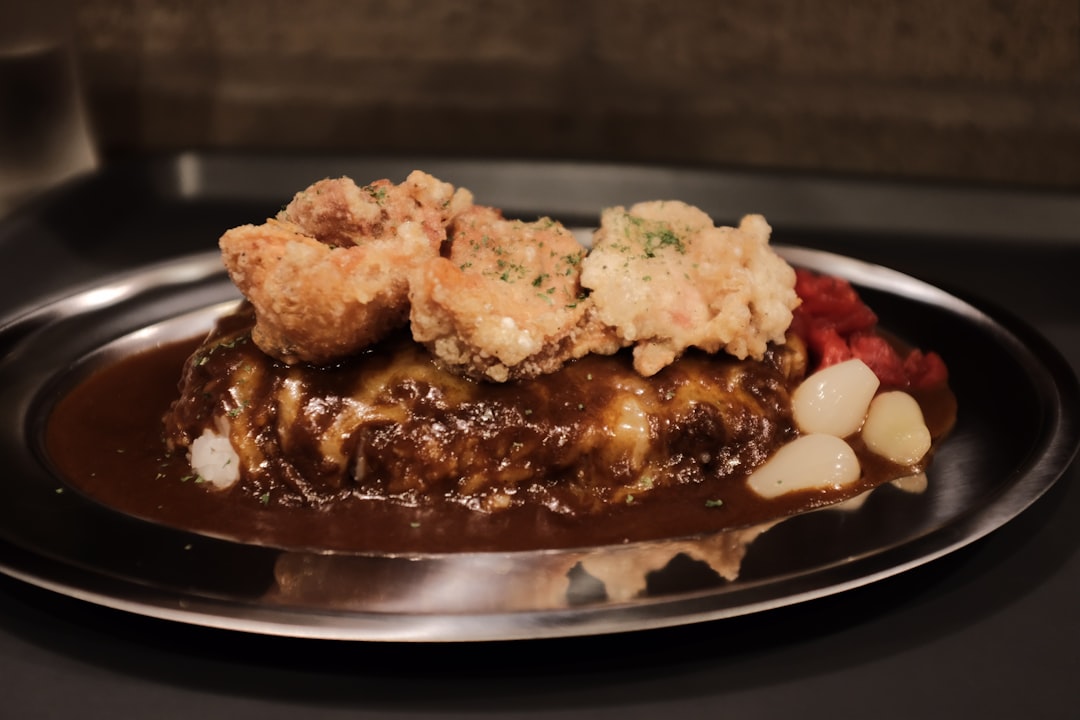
[{"xmin": 44, "ymin": 312, "xmax": 956, "ymax": 555}]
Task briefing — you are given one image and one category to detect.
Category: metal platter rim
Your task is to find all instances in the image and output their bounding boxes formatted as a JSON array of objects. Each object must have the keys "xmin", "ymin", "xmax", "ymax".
[{"xmin": 0, "ymin": 247, "xmax": 1076, "ymax": 642}]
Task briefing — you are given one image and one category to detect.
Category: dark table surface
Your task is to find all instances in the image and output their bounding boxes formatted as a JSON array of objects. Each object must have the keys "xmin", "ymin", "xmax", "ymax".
[{"xmin": 1, "ymin": 155, "xmax": 1077, "ymax": 719}]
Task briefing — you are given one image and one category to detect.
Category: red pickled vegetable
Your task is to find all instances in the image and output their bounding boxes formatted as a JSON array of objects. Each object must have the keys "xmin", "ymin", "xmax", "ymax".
[{"xmin": 791, "ymin": 268, "xmax": 947, "ymax": 390}]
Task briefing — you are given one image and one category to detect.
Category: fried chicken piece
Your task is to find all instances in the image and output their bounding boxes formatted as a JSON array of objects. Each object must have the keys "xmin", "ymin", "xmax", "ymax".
[
  {"xmin": 580, "ymin": 202, "xmax": 799, "ymax": 377},
  {"xmin": 277, "ymin": 171, "xmax": 469, "ymax": 248},
  {"xmin": 219, "ymin": 172, "xmax": 473, "ymax": 365},
  {"xmin": 409, "ymin": 206, "xmax": 619, "ymax": 382}
]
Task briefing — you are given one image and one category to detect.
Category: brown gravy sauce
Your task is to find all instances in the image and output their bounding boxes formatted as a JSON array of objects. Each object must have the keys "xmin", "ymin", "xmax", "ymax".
[{"xmin": 44, "ymin": 337, "xmax": 956, "ymax": 554}]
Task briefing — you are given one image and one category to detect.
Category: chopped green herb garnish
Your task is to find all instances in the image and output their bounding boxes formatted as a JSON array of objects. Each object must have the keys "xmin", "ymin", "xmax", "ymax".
[
  {"xmin": 363, "ymin": 184, "xmax": 387, "ymax": 202},
  {"xmin": 640, "ymin": 228, "xmax": 684, "ymax": 258}
]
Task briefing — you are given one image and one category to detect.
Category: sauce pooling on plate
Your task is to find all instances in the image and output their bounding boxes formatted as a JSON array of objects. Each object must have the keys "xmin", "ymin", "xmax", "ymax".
[{"xmin": 44, "ymin": 304, "xmax": 956, "ymax": 555}]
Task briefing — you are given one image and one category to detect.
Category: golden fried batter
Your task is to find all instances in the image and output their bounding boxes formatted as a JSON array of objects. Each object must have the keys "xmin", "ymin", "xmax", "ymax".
[
  {"xmin": 220, "ymin": 173, "xmax": 798, "ymax": 380},
  {"xmin": 580, "ymin": 202, "xmax": 799, "ymax": 376},
  {"xmin": 409, "ymin": 206, "xmax": 618, "ymax": 382},
  {"xmin": 219, "ymin": 172, "xmax": 472, "ymax": 365},
  {"xmin": 277, "ymin": 171, "xmax": 469, "ymax": 248}
]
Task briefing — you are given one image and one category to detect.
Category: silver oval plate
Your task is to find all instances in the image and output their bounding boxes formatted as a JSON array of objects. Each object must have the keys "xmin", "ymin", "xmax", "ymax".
[{"xmin": 0, "ymin": 247, "xmax": 1076, "ymax": 641}]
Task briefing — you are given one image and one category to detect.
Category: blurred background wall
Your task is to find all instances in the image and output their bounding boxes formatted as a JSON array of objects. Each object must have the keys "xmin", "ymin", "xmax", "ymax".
[{"xmin": 73, "ymin": 0, "xmax": 1080, "ymax": 189}]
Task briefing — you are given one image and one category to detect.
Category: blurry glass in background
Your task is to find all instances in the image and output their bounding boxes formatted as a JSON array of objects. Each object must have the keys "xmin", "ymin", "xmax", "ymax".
[{"xmin": 0, "ymin": 1, "xmax": 97, "ymax": 216}]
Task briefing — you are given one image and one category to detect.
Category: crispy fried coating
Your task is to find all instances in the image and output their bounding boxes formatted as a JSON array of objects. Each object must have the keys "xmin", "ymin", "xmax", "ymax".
[
  {"xmin": 580, "ymin": 202, "xmax": 799, "ymax": 377},
  {"xmin": 219, "ymin": 172, "xmax": 473, "ymax": 365},
  {"xmin": 278, "ymin": 171, "xmax": 470, "ymax": 248},
  {"xmin": 409, "ymin": 206, "xmax": 619, "ymax": 382},
  {"xmin": 220, "ymin": 171, "xmax": 799, "ymax": 380}
]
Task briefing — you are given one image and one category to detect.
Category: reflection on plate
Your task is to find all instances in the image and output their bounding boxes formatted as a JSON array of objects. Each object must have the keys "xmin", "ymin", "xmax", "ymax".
[{"xmin": 0, "ymin": 247, "xmax": 1076, "ymax": 641}]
